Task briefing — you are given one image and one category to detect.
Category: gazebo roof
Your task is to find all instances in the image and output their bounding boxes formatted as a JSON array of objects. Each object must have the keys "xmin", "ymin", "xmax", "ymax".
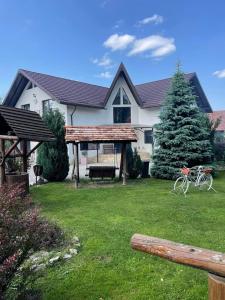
[
  {"xmin": 65, "ymin": 125, "xmax": 137, "ymax": 143},
  {"xmin": 0, "ymin": 106, "xmax": 55, "ymax": 142}
]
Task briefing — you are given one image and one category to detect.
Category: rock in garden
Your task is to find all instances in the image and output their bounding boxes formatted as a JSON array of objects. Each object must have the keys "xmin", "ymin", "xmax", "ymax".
[
  {"xmin": 69, "ymin": 248, "xmax": 78, "ymax": 255},
  {"xmin": 63, "ymin": 253, "xmax": 72, "ymax": 259},
  {"xmin": 49, "ymin": 256, "xmax": 60, "ymax": 264}
]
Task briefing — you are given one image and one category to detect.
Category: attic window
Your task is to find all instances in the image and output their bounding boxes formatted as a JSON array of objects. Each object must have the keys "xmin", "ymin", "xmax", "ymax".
[
  {"xmin": 113, "ymin": 89, "xmax": 121, "ymax": 105},
  {"xmin": 122, "ymin": 88, "xmax": 130, "ymax": 104},
  {"xmin": 112, "ymin": 88, "xmax": 131, "ymax": 105}
]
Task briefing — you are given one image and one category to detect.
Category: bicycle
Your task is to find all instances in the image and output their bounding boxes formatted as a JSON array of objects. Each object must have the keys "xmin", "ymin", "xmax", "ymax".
[{"xmin": 173, "ymin": 166, "xmax": 215, "ymax": 196}]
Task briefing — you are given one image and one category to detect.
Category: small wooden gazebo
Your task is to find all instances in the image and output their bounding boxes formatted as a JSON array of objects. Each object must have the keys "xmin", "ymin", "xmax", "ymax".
[
  {"xmin": 0, "ymin": 106, "xmax": 55, "ymax": 188},
  {"xmin": 65, "ymin": 125, "xmax": 138, "ymax": 188}
]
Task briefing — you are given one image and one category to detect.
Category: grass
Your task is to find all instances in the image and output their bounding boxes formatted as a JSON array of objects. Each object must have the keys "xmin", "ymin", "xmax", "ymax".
[{"xmin": 31, "ymin": 172, "xmax": 225, "ymax": 300}]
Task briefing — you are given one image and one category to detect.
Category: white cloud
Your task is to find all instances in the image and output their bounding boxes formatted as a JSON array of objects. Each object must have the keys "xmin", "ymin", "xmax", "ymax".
[
  {"xmin": 91, "ymin": 54, "xmax": 113, "ymax": 68},
  {"xmin": 128, "ymin": 35, "xmax": 176, "ymax": 57},
  {"xmin": 113, "ymin": 19, "xmax": 124, "ymax": 29},
  {"xmin": 97, "ymin": 71, "xmax": 113, "ymax": 79},
  {"xmin": 137, "ymin": 14, "xmax": 164, "ymax": 26},
  {"xmin": 213, "ymin": 69, "xmax": 225, "ymax": 79},
  {"xmin": 103, "ymin": 34, "xmax": 135, "ymax": 51}
]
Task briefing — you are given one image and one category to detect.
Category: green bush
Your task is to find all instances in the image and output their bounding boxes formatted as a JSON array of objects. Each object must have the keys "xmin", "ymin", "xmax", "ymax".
[
  {"xmin": 126, "ymin": 146, "xmax": 143, "ymax": 179},
  {"xmin": 37, "ymin": 109, "xmax": 69, "ymax": 181}
]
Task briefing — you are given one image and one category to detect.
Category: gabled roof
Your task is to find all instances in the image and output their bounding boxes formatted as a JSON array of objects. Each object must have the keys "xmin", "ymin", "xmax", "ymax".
[
  {"xmin": 4, "ymin": 69, "xmax": 108, "ymax": 108},
  {"xmin": 103, "ymin": 63, "xmax": 142, "ymax": 106},
  {"xmin": 3, "ymin": 64, "xmax": 212, "ymax": 112},
  {"xmin": 65, "ymin": 125, "xmax": 137, "ymax": 143},
  {"xmin": 208, "ymin": 111, "xmax": 225, "ymax": 131},
  {"xmin": 0, "ymin": 106, "xmax": 55, "ymax": 142}
]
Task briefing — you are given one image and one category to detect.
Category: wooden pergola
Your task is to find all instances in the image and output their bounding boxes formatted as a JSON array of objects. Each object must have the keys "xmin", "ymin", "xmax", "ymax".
[
  {"xmin": 65, "ymin": 125, "xmax": 138, "ymax": 188},
  {"xmin": 0, "ymin": 106, "xmax": 55, "ymax": 187}
]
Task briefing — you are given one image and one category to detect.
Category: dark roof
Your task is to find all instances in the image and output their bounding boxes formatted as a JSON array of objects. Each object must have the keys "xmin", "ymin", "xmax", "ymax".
[
  {"xmin": 135, "ymin": 73, "xmax": 195, "ymax": 108},
  {"xmin": 3, "ymin": 64, "xmax": 212, "ymax": 112},
  {"xmin": 208, "ymin": 111, "xmax": 225, "ymax": 131},
  {"xmin": 65, "ymin": 125, "xmax": 137, "ymax": 143},
  {"xmin": 0, "ymin": 106, "xmax": 55, "ymax": 142}
]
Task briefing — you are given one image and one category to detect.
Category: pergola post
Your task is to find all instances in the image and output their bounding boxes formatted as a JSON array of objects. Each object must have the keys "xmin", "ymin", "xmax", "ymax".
[
  {"xmin": 122, "ymin": 143, "xmax": 127, "ymax": 185},
  {"xmin": 0, "ymin": 138, "xmax": 5, "ymax": 187},
  {"xmin": 74, "ymin": 143, "xmax": 79, "ymax": 188}
]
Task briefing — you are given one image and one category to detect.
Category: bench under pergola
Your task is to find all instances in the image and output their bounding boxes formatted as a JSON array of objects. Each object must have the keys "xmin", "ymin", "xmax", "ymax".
[
  {"xmin": 0, "ymin": 106, "xmax": 55, "ymax": 188},
  {"xmin": 65, "ymin": 125, "xmax": 138, "ymax": 188}
]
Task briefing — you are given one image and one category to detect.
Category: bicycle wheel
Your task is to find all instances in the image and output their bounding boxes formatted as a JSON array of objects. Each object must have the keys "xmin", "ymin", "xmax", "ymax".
[
  {"xmin": 174, "ymin": 177, "xmax": 189, "ymax": 195},
  {"xmin": 198, "ymin": 173, "xmax": 213, "ymax": 190}
]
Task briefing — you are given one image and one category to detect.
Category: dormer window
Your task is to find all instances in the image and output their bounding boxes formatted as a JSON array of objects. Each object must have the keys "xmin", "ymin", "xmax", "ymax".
[{"xmin": 122, "ymin": 88, "xmax": 130, "ymax": 104}]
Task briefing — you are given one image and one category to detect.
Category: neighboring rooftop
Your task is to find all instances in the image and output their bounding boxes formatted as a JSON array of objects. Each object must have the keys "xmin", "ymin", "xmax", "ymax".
[
  {"xmin": 208, "ymin": 111, "xmax": 225, "ymax": 131},
  {"xmin": 3, "ymin": 63, "xmax": 212, "ymax": 112}
]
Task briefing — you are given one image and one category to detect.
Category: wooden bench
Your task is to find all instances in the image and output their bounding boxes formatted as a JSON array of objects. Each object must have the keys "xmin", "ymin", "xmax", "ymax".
[{"xmin": 87, "ymin": 166, "xmax": 117, "ymax": 180}]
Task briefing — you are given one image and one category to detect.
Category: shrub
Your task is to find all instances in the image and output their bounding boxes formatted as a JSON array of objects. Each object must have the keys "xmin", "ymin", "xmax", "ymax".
[
  {"xmin": 126, "ymin": 146, "xmax": 143, "ymax": 179},
  {"xmin": 0, "ymin": 185, "xmax": 64, "ymax": 297},
  {"xmin": 37, "ymin": 109, "xmax": 69, "ymax": 181}
]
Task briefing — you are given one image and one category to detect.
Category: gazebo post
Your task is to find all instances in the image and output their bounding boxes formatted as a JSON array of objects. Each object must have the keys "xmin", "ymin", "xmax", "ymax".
[
  {"xmin": 122, "ymin": 143, "xmax": 127, "ymax": 185},
  {"xmin": 0, "ymin": 138, "xmax": 5, "ymax": 187},
  {"xmin": 74, "ymin": 143, "xmax": 79, "ymax": 188}
]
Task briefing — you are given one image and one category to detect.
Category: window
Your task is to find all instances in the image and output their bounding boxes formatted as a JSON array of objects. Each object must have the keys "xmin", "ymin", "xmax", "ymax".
[
  {"xmin": 113, "ymin": 89, "xmax": 121, "ymax": 105},
  {"xmin": 113, "ymin": 88, "xmax": 131, "ymax": 105},
  {"xmin": 113, "ymin": 107, "xmax": 131, "ymax": 123},
  {"xmin": 80, "ymin": 143, "xmax": 99, "ymax": 151},
  {"xmin": 144, "ymin": 130, "xmax": 153, "ymax": 144},
  {"xmin": 122, "ymin": 88, "xmax": 130, "ymax": 104},
  {"xmin": 21, "ymin": 104, "xmax": 30, "ymax": 110},
  {"xmin": 42, "ymin": 99, "xmax": 53, "ymax": 115}
]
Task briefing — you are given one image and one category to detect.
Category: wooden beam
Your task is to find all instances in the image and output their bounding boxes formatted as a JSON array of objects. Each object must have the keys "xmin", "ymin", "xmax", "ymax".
[
  {"xmin": 122, "ymin": 143, "xmax": 127, "ymax": 185},
  {"xmin": 131, "ymin": 234, "xmax": 225, "ymax": 278},
  {"xmin": 1, "ymin": 140, "xmax": 21, "ymax": 164},
  {"xmin": 0, "ymin": 139, "xmax": 5, "ymax": 187},
  {"xmin": 74, "ymin": 143, "xmax": 79, "ymax": 188},
  {"xmin": 22, "ymin": 141, "xmax": 27, "ymax": 173},
  {"xmin": 26, "ymin": 141, "xmax": 43, "ymax": 158},
  {"xmin": 208, "ymin": 274, "xmax": 225, "ymax": 300},
  {"xmin": 119, "ymin": 143, "xmax": 123, "ymax": 180},
  {"xmin": 0, "ymin": 135, "xmax": 18, "ymax": 141}
]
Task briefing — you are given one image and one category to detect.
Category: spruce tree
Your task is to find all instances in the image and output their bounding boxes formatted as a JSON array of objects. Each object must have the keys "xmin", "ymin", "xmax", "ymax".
[
  {"xmin": 151, "ymin": 67, "xmax": 212, "ymax": 179},
  {"xmin": 37, "ymin": 109, "xmax": 69, "ymax": 181}
]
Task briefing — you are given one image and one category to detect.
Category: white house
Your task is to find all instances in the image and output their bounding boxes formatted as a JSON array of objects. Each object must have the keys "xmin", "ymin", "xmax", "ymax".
[{"xmin": 3, "ymin": 63, "xmax": 212, "ymax": 168}]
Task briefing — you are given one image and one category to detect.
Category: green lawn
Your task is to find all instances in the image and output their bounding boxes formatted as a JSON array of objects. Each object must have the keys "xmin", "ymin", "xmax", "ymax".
[{"xmin": 31, "ymin": 173, "xmax": 225, "ymax": 300}]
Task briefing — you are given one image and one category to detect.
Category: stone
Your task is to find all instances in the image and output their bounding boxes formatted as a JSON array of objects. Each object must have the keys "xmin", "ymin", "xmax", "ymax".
[
  {"xmin": 69, "ymin": 248, "xmax": 78, "ymax": 255},
  {"xmin": 72, "ymin": 236, "xmax": 79, "ymax": 243},
  {"xmin": 63, "ymin": 253, "xmax": 72, "ymax": 260},
  {"xmin": 49, "ymin": 256, "xmax": 60, "ymax": 264},
  {"xmin": 35, "ymin": 263, "xmax": 46, "ymax": 271}
]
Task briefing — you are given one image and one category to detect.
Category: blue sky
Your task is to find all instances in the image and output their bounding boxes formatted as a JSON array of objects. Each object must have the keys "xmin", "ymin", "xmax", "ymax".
[{"xmin": 0, "ymin": 0, "xmax": 224, "ymax": 110}]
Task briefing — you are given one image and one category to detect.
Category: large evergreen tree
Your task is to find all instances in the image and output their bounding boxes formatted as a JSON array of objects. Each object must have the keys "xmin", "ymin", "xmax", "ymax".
[
  {"xmin": 37, "ymin": 109, "xmax": 69, "ymax": 181},
  {"xmin": 151, "ymin": 67, "xmax": 212, "ymax": 179}
]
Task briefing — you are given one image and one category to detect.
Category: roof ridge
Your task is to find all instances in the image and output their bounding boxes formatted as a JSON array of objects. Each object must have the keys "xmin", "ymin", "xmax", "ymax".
[
  {"xmin": 135, "ymin": 72, "xmax": 196, "ymax": 86},
  {"xmin": 19, "ymin": 69, "xmax": 109, "ymax": 90}
]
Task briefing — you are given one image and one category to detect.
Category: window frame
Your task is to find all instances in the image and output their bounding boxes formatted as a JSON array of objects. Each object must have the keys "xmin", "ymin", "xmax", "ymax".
[
  {"xmin": 21, "ymin": 104, "xmax": 30, "ymax": 111},
  {"xmin": 42, "ymin": 99, "xmax": 53, "ymax": 115},
  {"xmin": 144, "ymin": 130, "xmax": 153, "ymax": 144},
  {"xmin": 113, "ymin": 107, "xmax": 131, "ymax": 124}
]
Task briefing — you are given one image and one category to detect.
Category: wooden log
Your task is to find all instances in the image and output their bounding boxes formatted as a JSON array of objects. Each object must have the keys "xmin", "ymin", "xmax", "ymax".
[
  {"xmin": 208, "ymin": 274, "xmax": 225, "ymax": 300},
  {"xmin": 0, "ymin": 135, "xmax": 18, "ymax": 141},
  {"xmin": 131, "ymin": 234, "xmax": 225, "ymax": 278}
]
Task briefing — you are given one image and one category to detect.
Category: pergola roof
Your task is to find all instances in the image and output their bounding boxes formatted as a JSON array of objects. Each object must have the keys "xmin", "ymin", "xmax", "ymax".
[
  {"xmin": 65, "ymin": 125, "xmax": 137, "ymax": 143},
  {"xmin": 0, "ymin": 106, "xmax": 55, "ymax": 142}
]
